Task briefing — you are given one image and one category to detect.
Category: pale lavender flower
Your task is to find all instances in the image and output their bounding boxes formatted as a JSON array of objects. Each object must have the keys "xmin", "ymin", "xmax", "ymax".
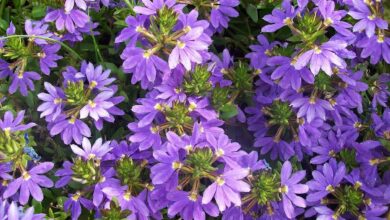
[
  {"xmin": 70, "ymin": 137, "xmax": 112, "ymax": 160},
  {"xmin": 79, "ymin": 91, "xmax": 115, "ymax": 121}
]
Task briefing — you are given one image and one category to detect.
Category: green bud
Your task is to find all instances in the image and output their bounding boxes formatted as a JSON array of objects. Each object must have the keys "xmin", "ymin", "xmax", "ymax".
[
  {"xmin": 154, "ymin": 6, "xmax": 178, "ymax": 36},
  {"xmin": 251, "ymin": 171, "xmax": 281, "ymax": 205},
  {"xmin": 266, "ymin": 100, "xmax": 294, "ymax": 126},
  {"xmin": 232, "ymin": 61, "xmax": 253, "ymax": 91},
  {"xmin": 71, "ymin": 158, "xmax": 100, "ymax": 185},
  {"xmin": 339, "ymin": 149, "xmax": 358, "ymax": 171},
  {"xmin": 164, "ymin": 102, "xmax": 193, "ymax": 135},
  {"xmin": 115, "ymin": 156, "xmax": 146, "ymax": 193},
  {"xmin": 186, "ymin": 148, "xmax": 216, "ymax": 179},
  {"xmin": 184, "ymin": 65, "xmax": 212, "ymax": 96},
  {"xmin": 0, "ymin": 130, "xmax": 26, "ymax": 162},
  {"xmin": 2, "ymin": 38, "xmax": 29, "ymax": 60},
  {"xmin": 65, "ymin": 81, "xmax": 87, "ymax": 106},
  {"xmin": 335, "ymin": 185, "xmax": 364, "ymax": 216},
  {"xmin": 211, "ymin": 86, "xmax": 231, "ymax": 111},
  {"xmin": 101, "ymin": 200, "xmax": 132, "ymax": 220}
]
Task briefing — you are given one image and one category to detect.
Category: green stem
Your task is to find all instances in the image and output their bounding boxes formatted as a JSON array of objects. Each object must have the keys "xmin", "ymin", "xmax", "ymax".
[
  {"xmin": 88, "ymin": 9, "xmax": 104, "ymax": 63},
  {"xmin": 0, "ymin": 0, "xmax": 7, "ymax": 19},
  {"xmin": 0, "ymin": 35, "xmax": 83, "ymax": 60}
]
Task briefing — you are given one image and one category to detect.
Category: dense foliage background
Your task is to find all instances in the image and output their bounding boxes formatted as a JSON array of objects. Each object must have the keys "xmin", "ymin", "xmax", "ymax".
[{"xmin": 0, "ymin": 0, "xmax": 390, "ymax": 219}]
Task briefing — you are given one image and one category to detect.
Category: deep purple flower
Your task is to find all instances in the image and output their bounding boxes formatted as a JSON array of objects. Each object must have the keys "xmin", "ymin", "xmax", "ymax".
[
  {"xmin": 115, "ymin": 15, "xmax": 147, "ymax": 46},
  {"xmin": 83, "ymin": 62, "xmax": 115, "ymax": 90},
  {"xmin": 306, "ymin": 159, "xmax": 346, "ymax": 202},
  {"xmin": 317, "ymin": 0, "xmax": 354, "ymax": 37},
  {"xmin": 357, "ymin": 34, "xmax": 390, "ymax": 64},
  {"xmin": 45, "ymin": 9, "xmax": 89, "ymax": 33},
  {"xmin": 294, "ymin": 40, "xmax": 352, "ymax": 76},
  {"xmin": 24, "ymin": 20, "xmax": 53, "ymax": 45},
  {"xmin": 267, "ymin": 56, "xmax": 314, "ymax": 90},
  {"xmin": 279, "ymin": 161, "xmax": 308, "ymax": 219},
  {"xmin": 134, "ymin": 0, "xmax": 183, "ymax": 15},
  {"xmin": 310, "ymin": 130, "xmax": 342, "ymax": 164},
  {"xmin": 151, "ymin": 143, "xmax": 182, "ymax": 185},
  {"xmin": 64, "ymin": 192, "xmax": 94, "ymax": 220},
  {"xmin": 0, "ymin": 59, "xmax": 12, "ymax": 79},
  {"xmin": 37, "ymin": 82, "xmax": 65, "ymax": 121},
  {"xmin": 254, "ymin": 137, "xmax": 294, "ymax": 161},
  {"xmin": 70, "ymin": 137, "xmax": 111, "ymax": 160},
  {"xmin": 167, "ymin": 190, "xmax": 219, "ymax": 220},
  {"xmin": 210, "ymin": 49, "xmax": 233, "ymax": 87},
  {"xmin": 206, "ymin": 133, "xmax": 244, "ymax": 168},
  {"xmin": 121, "ymin": 47, "xmax": 170, "ymax": 87},
  {"xmin": 202, "ymin": 168, "xmax": 250, "ymax": 211},
  {"xmin": 209, "ymin": 0, "xmax": 239, "ymax": 29},
  {"xmin": 9, "ymin": 71, "xmax": 41, "ymax": 96},
  {"xmin": 38, "ymin": 44, "xmax": 63, "ymax": 75},
  {"xmin": 169, "ymin": 11, "xmax": 210, "ymax": 70},
  {"xmin": 0, "ymin": 110, "xmax": 35, "ymax": 134},
  {"xmin": 80, "ymin": 91, "xmax": 115, "ymax": 121},
  {"xmin": 348, "ymin": 0, "xmax": 388, "ymax": 37},
  {"xmin": 155, "ymin": 74, "xmax": 186, "ymax": 103},
  {"xmin": 102, "ymin": 185, "xmax": 149, "ymax": 218},
  {"xmin": 290, "ymin": 97, "xmax": 334, "ymax": 123},
  {"xmin": 3, "ymin": 162, "xmax": 54, "ymax": 205},
  {"xmin": 128, "ymin": 122, "xmax": 162, "ymax": 150},
  {"xmin": 0, "ymin": 200, "xmax": 45, "ymax": 220},
  {"xmin": 65, "ymin": 0, "xmax": 87, "ymax": 12},
  {"xmin": 49, "ymin": 115, "xmax": 91, "ymax": 144},
  {"xmin": 261, "ymin": 0, "xmax": 296, "ymax": 32}
]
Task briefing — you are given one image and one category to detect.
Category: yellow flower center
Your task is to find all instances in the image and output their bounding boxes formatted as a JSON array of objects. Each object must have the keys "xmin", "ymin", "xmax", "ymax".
[
  {"xmin": 283, "ymin": 17, "xmax": 293, "ymax": 25},
  {"xmin": 215, "ymin": 148, "xmax": 224, "ymax": 157},
  {"xmin": 172, "ymin": 161, "xmax": 183, "ymax": 169},
  {"xmin": 88, "ymin": 100, "xmax": 97, "ymax": 108},
  {"xmin": 313, "ymin": 45, "xmax": 322, "ymax": 54},
  {"xmin": 72, "ymin": 192, "xmax": 81, "ymax": 201},
  {"xmin": 22, "ymin": 172, "xmax": 31, "ymax": 181},
  {"xmin": 177, "ymin": 40, "xmax": 186, "ymax": 49},
  {"xmin": 216, "ymin": 176, "xmax": 225, "ymax": 186},
  {"xmin": 326, "ymin": 185, "xmax": 335, "ymax": 192},
  {"xmin": 188, "ymin": 102, "xmax": 197, "ymax": 112},
  {"xmin": 54, "ymin": 98, "xmax": 62, "ymax": 104},
  {"xmin": 89, "ymin": 80, "xmax": 98, "ymax": 89},
  {"xmin": 123, "ymin": 191, "xmax": 132, "ymax": 201}
]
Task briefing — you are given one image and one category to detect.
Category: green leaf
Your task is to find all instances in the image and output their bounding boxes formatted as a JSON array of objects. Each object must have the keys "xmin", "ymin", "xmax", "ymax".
[
  {"xmin": 32, "ymin": 5, "xmax": 47, "ymax": 19},
  {"xmin": 32, "ymin": 199, "xmax": 43, "ymax": 213},
  {"xmin": 219, "ymin": 103, "xmax": 238, "ymax": 120},
  {"xmin": 246, "ymin": 4, "xmax": 258, "ymax": 22}
]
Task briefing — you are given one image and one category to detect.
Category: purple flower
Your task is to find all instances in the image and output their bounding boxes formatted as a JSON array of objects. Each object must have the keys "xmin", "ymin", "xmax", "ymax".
[
  {"xmin": 49, "ymin": 115, "xmax": 91, "ymax": 144},
  {"xmin": 115, "ymin": 15, "xmax": 147, "ymax": 46},
  {"xmin": 290, "ymin": 97, "xmax": 334, "ymax": 123},
  {"xmin": 3, "ymin": 162, "xmax": 54, "ymax": 205},
  {"xmin": 37, "ymin": 82, "xmax": 65, "ymax": 121},
  {"xmin": 65, "ymin": 0, "xmax": 87, "ymax": 12},
  {"xmin": 267, "ymin": 56, "xmax": 314, "ymax": 90},
  {"xmin": 209, "ymin": 0, "xmax": 239, "ymax": 29},
  {"xmin": 102, "ymin": 185, "xmax": 149, "ymax": 218},
  {"xmin": 121, "ymin": 47, "xmax": 170, "ymax": 87},
  {"xmin": 246, "ymin": 35, "xmax": 279, "ymax": 70},
  {"xmin": 206, "ymin": 133, "xmax": 244, "ymax": 168},
  {"xmin": 357, "ymin": 34, "xmax": 390, "ymax": 64},
  {"xmin": 254, "ymin": 137, "xmax": 294, "ymax": 161},
  {"xmin": 0, "ymin": 59, "xmax": 12, "ymax": 79},
  {"xmin": 45, "ymin": 9, "xmax": 89, "ymax": 33},
  {"xmin": 70, "ymin": 137, "xmax": 111, "ymax": 160},
  {"xmin": 306, "ymin": 159, "xmax": 346, "ymax": 202},
  {"xmin": 317, "ymin": 0, "xmax": 353, "ymax": 37},
  {"xmin": 202, "ymin": 168, "xmax": 250, "ymax": 211},
  {"xmin": 151, "ymin": 143, "xmax": 182, "ymax": 185},
  {"xmin": 0, "ymin": 111, "xmax": 35, "ymax": 134},
  {"xmin": 210, "ymin": 49, "xmax": 233, "ymax": 87},
  {"xmin": 55, "ymin": 161, "xmax": 73, "ymax": 188},
  {"xmin": 128, "ymin": 122, "xmax": 162, "ymax": 150},
  {"xmin": 310, "ymin": 131, "xmax": 341, "ymax": 164},
  {"xmin": 0, "ymin": 200, "xmax": 45, "ymax": 220},
  {"xmin": 349, "ymin": 0, "xmax": 388, "ymax": 37},
  {"xmin": 279, "ymin": 161, "xmax": 308, "ymax": 219},
  {"xmin": 167, "ymin": 191, "xmax": 219, "ymax": 220},
  {"xmin": 169, "ymin": 11, "xmax": 210, "ymax": 70},
  {"xmin": 24, "ymin": 20, "xmax": 53, "ymax": 45},
  {"xmin": 371, "ymin": 73, "xmax": 390, "ymax": 108},
  {"xmin": 9, "ymin": 71, "xmax": 41, "ymax": 96},
  {"xmin": 64, "ymin": 192, "xmax": 94, "ymax": 220},
  {"xmin": 261, "ymin": 0, "xmax": 296, "ymax": 32},
  {"xmin": 134, "ymin": 0, "xmax": 183, "ymax": 15},
  {"xmin": 294, "ymin": 40, "xmax": 352, "ymax": 76},
  {"xmin": 83, "ymin": 62, "xmax": 115, "ymax": 90},
  {"xmin": 38, "ymin": 44, "xmax": 63, "ymax": 75},
  {"xmin": 314, "ymin": 206, "xmax": 345, "ymax": 220},
  {"xmin": 155, "ymin": 74, "xmax": 186, "ymax": 103},
  {"xmin": 80, "ymin": 91, "xmax": 115, "ymax": 121}
]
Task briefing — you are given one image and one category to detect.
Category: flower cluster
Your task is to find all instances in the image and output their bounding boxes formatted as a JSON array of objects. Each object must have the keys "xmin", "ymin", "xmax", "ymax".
[{"xmin": 0, "ymin": 0, "xmax": 389, "ymax": 219}]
